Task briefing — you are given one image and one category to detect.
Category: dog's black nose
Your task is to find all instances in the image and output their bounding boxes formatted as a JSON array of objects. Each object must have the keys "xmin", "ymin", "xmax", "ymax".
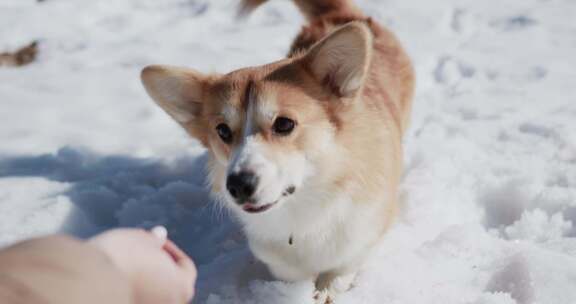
[{"xmin": 226, "ymin": 171, "xmax": 258, "ymax": 204}]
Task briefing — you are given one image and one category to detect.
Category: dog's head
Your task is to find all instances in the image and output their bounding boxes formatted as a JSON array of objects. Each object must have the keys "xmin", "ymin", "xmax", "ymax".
[{"xmin": 141, "ymin": 23, "xmax": 372, "ymax": 215}]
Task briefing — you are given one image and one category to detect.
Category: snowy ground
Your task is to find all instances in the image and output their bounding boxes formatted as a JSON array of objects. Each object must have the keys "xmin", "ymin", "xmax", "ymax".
[{"xmin": 1, "ymin": 0, "xmax": 576, "ymax": 303}]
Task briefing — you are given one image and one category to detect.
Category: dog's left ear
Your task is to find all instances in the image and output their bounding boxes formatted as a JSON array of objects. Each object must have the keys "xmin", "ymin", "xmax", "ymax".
[
  {"xmin": 141, "ymin": 65, "xmax": 206, "ymax": 125},
  {"xmin": 301, "ymin": 22, "xmax": 373, "ymax": 98}
]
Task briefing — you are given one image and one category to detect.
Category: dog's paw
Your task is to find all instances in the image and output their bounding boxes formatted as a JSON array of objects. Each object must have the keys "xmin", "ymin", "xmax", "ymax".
[
  {"xmin": 315, "ymin": 272, "xmax": 356, "ymax": 294},
  {"xmin": 329, "ymin": 273, "xmax": 356, "ymax": 293},
  {"xmin": 313, "ymin": 289, "xmax": 333, "ymax": 304},
  {"xmin": 313, "ymin": 272, "xmax": 356, "ymax": 303}
]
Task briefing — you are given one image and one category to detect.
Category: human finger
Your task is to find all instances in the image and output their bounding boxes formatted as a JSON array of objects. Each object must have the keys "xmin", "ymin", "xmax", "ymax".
[{"xmin": 163, "ymin": 240, "xmax": 196, "ymax": 301}]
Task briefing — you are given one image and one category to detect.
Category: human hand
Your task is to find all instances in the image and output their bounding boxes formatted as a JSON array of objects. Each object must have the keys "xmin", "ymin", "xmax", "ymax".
[{"xmin": 88, "ymin": 227, "xmax": 196, "ymax": 304}]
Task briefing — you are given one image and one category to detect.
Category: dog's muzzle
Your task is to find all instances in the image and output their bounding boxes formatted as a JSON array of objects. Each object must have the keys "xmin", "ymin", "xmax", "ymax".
[{"xmin": 226, "ymin": 171, "xmax": 297, "ymax": 213}]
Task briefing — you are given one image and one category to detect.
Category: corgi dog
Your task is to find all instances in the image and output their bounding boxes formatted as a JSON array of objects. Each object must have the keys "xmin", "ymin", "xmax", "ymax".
[{"xmin": 141, "ymin": 0, "xmax": 414, "ymax": 301}]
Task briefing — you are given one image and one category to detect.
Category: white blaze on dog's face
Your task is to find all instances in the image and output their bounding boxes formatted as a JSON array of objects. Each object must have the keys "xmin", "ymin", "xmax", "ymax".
[
  {"xmin": 140, "ymin": 23, "xmax": 373, "ymax": 215},
  {"xmin": 228, "ymin": 86, "xmax": 304, "ymax": 206},
  {"xmin": 219, "ymin": 83, "xmax": 320, "ymax": 213}
]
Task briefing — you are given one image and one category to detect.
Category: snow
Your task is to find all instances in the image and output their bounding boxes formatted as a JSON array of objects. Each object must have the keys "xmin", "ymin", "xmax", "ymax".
[{"xmin": 1, "ymin": 0, "xmax": 576, "ymax": 303}]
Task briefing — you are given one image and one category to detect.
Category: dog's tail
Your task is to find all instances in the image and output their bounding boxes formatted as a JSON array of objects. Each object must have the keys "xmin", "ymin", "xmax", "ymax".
[{"xmin": 240, "ymin": 0, "xmax": 364, "ymax": 22}]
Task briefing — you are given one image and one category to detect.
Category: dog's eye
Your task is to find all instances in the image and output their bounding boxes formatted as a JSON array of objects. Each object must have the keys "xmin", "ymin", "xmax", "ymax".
[
  {"xmin": 216, "ymin": 123, "xmax": 233, "ymax": 143},
  {"xmin": 273, "ymin": 117, "xmax": 295, "ymax": 135}
]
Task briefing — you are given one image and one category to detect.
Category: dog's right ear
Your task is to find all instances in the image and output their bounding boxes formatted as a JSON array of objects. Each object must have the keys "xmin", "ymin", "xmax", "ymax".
[{"xmin": 141, "ymin": 65, "xmax": 206, "ymax": 125}]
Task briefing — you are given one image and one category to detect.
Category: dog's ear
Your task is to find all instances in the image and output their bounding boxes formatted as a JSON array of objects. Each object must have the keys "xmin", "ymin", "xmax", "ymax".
[
  {"xmin": 141, "ymin": 65, "xmax": 206, "ymax": 125},
  {"xmin": 301, "ymin": 22, "xmax": 373, "ymax": 98}
]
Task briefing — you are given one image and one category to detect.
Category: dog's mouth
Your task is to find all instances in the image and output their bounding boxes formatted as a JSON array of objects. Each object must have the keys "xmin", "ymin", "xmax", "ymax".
[
  {"xmin": 243, "ymin": 202, "xmax": 277, "ymax": 213},
  {"xmin": 241, "ymin": 185, "xmax": 296, "ymax": 214}
]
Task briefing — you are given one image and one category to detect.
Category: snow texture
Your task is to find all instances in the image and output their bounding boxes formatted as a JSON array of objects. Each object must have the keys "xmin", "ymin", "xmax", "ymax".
[{"xmin": 1, "ymin": 0, "xmax": 576, "ymax": 303}]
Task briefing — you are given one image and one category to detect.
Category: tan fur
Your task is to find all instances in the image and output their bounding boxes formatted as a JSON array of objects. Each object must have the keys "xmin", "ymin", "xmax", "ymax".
[{"xmin": 141, "ymin": 0, "xmax": 414, "ymax": 299}]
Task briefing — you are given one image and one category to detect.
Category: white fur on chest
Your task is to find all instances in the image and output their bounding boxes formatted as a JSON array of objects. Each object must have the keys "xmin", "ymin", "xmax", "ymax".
[{"xmin": 237, "ymin": 191, "xmax": 386, "ymax": 281}]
